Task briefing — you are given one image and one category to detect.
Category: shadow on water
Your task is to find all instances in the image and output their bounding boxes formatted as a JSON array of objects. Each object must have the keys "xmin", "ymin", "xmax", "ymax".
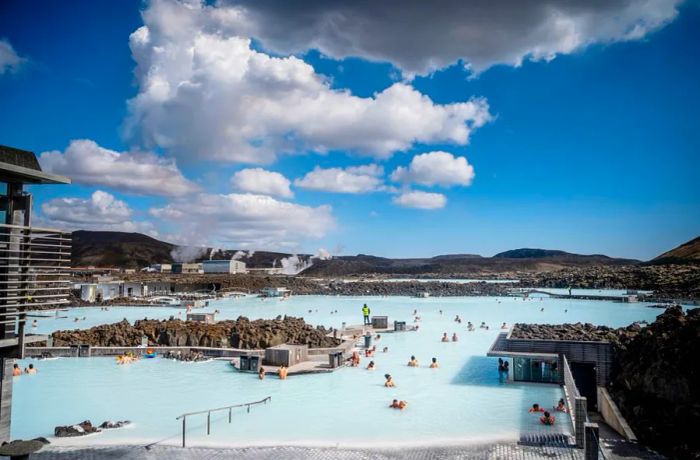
[{"xmin": 451, "ymin": 356, "xmax": 517, "ymax": 389}]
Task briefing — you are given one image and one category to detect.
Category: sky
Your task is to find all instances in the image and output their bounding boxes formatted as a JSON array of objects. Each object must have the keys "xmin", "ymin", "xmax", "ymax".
[{"xmin": 0, "ymin": 0, "xmax": 698, "ymax": 260}]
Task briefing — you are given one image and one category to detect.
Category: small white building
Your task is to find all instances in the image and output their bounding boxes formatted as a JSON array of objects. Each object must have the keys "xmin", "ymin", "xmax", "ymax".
[
  {"xmin": 261, "ymin": 287, "xmax": 291, "ymax": 298},
  {"xmin": 150, "ymin": 264, "xmax": 172, "ymax": 273},
  {"xmin": 202, "ymin": 260, "xmax": 247, "ymax": 274}
]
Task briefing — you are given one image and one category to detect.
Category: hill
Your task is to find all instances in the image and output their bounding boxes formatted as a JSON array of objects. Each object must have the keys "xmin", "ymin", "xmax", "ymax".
[
  {"xmin": 651, "ymin": 235, "xmax": 700, "ymax": 265},
  {"xmin": 71, "ymin": 231, "xmax": 300, "ymax": 269},
  {"xmin": 72, "ymin": 231, "xmax": 175, "ymax": 268}
]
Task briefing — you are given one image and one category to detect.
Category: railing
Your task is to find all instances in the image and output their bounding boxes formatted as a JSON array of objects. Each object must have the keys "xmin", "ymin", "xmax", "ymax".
[
  {"xmin": 0, "ymin": 224, "xmax": 71, "ymax": 336},
  {"xmin": 175, "ymin": 396, "xmax": 271, "ymax": 447}
]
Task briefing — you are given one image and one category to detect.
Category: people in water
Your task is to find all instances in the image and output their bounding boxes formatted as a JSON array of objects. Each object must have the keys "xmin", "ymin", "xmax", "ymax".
[
  {"xmin": 501, "ymin": 322, "xmax": 508, "ymax": 329},
  {"xmin": 441, "ymin": 332, "xmax": 450, "ymax": 342},
  {"xmin": 351, "ymin": 351, "xmax": 361, "ymax": 367},
  {"xmin": 382, "ymin": 347, "xmax": 389, "ymax": 353},
  {"xmin": 31, "ymin": 319, "xmax": 38, "ymax": 328},
  {"xmin": 389, "ymin": 399, "xmax": 408, "ymax": 410},
  {"xmin": 452, "ymin": 333, "xmax": 459, "ymax": 342},
  {"xmin": 407, "ymin": 355, "xmax": 419, "ymax": 367},
  {"xmin": 555, "ymin": 398, "xmax": 568, "ymax": 412},
  {"xmin": 430, "ymin": 357, "xmax": 439, "ymax": 368},
  {"xmin": 529, "ymin": 403, "xmax": 544, "ymax": 413},
  {"xmin": 384, "ymin": 374, "xmax": 395, "ymax": 387},
  {"xmin": 375, "ymin": 334, "xmax": 381, "ymax": 341},
  {"xmin": 24, "ymin": 364, "xmax": 37, "ymax": 374},
  {"xmin": 12, "ymin": 363, "xmax": 21, "ymax": 377},
  {"xmin": 467, "ymin": 322, "xmax": 475, "ymax": 331},
  {"xmin": 365, "ymin": 346, "xmax": 376, "ymax": 357},
  {"xmin": 540, "ymin": 411, "xmax": 556, "ymax": 425},
  {"xmin": 367, "ymin": 360, "xmax": 376, "ymax": 370},
  {"xmin": 258, "ymin": 367, "xmax": 266, "ymax": 380},
  {"xmin": 278, "ymin": 365, "xmax": 288, "ymax": 380},
  {"xmin": 454, "ymin": 315, "xmax": 461, "ymax": 323}
]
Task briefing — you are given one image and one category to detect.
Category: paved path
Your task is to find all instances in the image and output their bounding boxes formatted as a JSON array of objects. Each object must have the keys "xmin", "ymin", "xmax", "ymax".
[{"xmin": 7, "ymin": 444, "xmax": 587, "ymax": 460}]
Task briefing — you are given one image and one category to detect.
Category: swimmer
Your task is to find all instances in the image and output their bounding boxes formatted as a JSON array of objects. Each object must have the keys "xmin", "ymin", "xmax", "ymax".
[
  {"xmin": 454, "ymin": 315, "xmax": 460, "ymax": 323},
  {"xmin": 430, "ymin": 357, "xmax": 439, "ymax": 369},
  {"xmin": 441, "ymin": 332, "xmax": 449, "ymax": 342},
  {"xmin": 365, "ymin": 348, "xmax": 375, "ymax": 358},
  {"xmin": 351, "ymin": 351, "xmax": 361, "ymax": 367},
  {"xmin": 367, "ymin": 360, "xmax": 376, "ymax": 370},
  {"xmin": 452, "ymin": 333, "xmax": 459, "ymax": 342},
  {"xmin": 408, "ymin": 355, "xmax": 419, "ymax": 367},
  {"xmin": 24, "ymin": 364, "xmax": 37, "ymax": 375},
  {"xmin": 258, "ymin": 367, "xmax": 266, "ymax": 380},
  {"xmin": 375, "ymin": 334, "xmax": 381, "ymax": 341},
  {"xmin": 389, "ymin": 399, "xmax": 408, "ymax": 410},
  {"xmin": 278, "ymin": 365, "xmax": 288, "ymax": 380},
  {"xmin": 529, "ymin": 403, "xmax": 544, "ymax": 413},
  {"xmin": 32, "ymin": 320, "xmax": 38, "ymax": 328},
  {"xmin": 555, "ymin": 399, "xmax": 568, "ymax": 412},
  {"xmin": 382, "ymin": 347, "xmax": 389, "ymax": 353},
  {"xmin": 384, "ymin": 374, "xmax": 395, "ymax": 387},
  {"xmin": 540, "ymin": 411, "xmax": 556, "ymax": 425},
  {"xmin": 439, "ymin": 310, "xmax": 443, "ymax": 315},
  {"xmin": 540, "ymin": 307, "xmax": 544, "ymax": 312},
  {"xmin": 501, "ymin": 322, "xmax": 508, "ymax": 329},
  {"xmin": 12, "ymin": 363, "xmax": 21, "ymax": 377},
  {"xmin": 73, "ymin": 317, "xmax": 79, "ymax": 322}
]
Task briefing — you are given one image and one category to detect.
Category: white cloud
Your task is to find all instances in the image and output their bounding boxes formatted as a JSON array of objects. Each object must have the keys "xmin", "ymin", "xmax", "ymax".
[
  {"xmin": 391, "ymin": 151, "xmax": 475, "ymax": 187},
  {"xmin": 0, "ymin": 39, "xmax": 25, "ymax": 75},
  {"xmin": 231, "ymin": 168, "xmax": 292, "ymax": 198},
  {"xmin": 294, "ymin": 164, "xmax": 386, "ymax": 194},
  {"xmin": 392, "ymin": 190, "xmax": 447, "ymax": 210},
  {"xmin": 149, "ymin": 192, "xmax": 335, "ymax": 249},
  {"xmin": 125, "ymin": 0, "xmax": 492, "ymax": 163},
  {"xmin": 40, "ymin": 191, "xmax": 158, "ymax": 235},
  {"xmin": 39, "ymin": 139, "xmax": 197, "ymax": 197},
  {"xmin": 230, "ymin": 0, "xmax": 681, "ymax": 75}
]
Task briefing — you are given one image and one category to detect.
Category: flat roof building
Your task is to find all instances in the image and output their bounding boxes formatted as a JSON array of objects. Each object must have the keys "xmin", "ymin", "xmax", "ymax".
[{"xmin": 202, "ymin": 259, "xmax": 247, "ymax": 274}]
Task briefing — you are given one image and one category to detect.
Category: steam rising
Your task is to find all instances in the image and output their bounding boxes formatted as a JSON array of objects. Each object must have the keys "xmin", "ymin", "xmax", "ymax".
[{"xmin": 171, "ymin": 246, "xmax": 208, "ymax": 263}]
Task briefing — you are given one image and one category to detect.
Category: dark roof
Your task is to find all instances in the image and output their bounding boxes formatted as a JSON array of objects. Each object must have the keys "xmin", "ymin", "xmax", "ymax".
[{"xmin": 0, "ymin": 144, "xmax": 70, "ymax": 185}]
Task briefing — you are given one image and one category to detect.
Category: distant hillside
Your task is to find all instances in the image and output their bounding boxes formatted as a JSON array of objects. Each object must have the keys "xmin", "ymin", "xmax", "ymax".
[
  {"xmin": 72, "ymin": 231, "xmax": 175, "ymax": 268},
  {"xmin": 651, "ymin": 236, "xmax": 700, "ymax": 265},
  {"xmin": 301, "ymin": 250, "xmax": 638, "ymax": 277},
  {"xmin": 71, "ymin": 230, "xmax": 642, "ymax": 273},
  {"xmin": 71, "ymin": 231, "xmax": 299, "ymax": 269}
]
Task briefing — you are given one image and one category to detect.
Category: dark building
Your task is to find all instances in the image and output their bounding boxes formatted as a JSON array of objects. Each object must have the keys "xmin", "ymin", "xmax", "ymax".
[{"xmin": 0, "ymin": 145, "xmax": 71, "ymax": 442}]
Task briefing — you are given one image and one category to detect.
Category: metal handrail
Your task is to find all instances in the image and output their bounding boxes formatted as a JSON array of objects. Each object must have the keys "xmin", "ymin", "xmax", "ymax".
[
  {"xmin": 0, "ymin": 222, "xmax": 71, "ymax": 234},
  {"xmin": 175, "ymin": 396, "xmax": 271, "ymax": 447}
]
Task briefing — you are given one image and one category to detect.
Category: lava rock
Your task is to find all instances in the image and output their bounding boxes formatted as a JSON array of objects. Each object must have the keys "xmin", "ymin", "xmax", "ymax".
[
  {"xmin": 54, "ymin": 420, "xmax": 100, "ymax": 437},
  {"xmin": 99, "ymin": 420, "xmax": 131, "ymax": 429}
]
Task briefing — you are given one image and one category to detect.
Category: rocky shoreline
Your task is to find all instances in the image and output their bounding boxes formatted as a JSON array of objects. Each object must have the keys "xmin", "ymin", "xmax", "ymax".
[{"xmin": 47, "ymin": 315, "xmax": 341, "ymax": 349}]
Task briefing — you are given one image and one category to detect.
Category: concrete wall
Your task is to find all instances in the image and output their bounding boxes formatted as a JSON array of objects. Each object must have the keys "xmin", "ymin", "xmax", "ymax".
[
  {"xmin": 0, "ymin": 359, "xmax": 12, "ymax": 443},
  {"xmin": 597, "ymin": 386, "xmax": 637, "ymax": 441},
  {"xmin": 563, "ymin": 355, "xmax": 588, "ymax": 448}
]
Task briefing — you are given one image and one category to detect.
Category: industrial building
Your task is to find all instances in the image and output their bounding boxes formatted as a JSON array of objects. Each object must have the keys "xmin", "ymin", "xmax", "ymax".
[
  {"xmin": 171, "ymin": 263, "xmax": 203, "ymax": 274},
  {"xmin": 202, "ymin": 259, "xmax": 247, "ymax": 274}
]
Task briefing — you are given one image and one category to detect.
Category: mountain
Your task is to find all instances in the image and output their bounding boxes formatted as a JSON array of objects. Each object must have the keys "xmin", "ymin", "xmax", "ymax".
[
  {"xmin": 71, "ymin": 230, "xmax": 299, "ymax": 269},
  {"xmin": 651, "ymin": 236, "xmax": 700, "ymax": 265},
  {"xmin": 70, "ymin": 230, "xmax": 640, "ymax": 273},
  {"xmin": 72, "ymin": 231, "xmax": 175, "ymax": 268}
]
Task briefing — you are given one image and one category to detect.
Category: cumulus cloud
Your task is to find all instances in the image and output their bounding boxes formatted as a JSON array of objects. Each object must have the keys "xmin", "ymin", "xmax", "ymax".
[
  {"xmin": 229, "ymin": 0, "xmax": 681, "ymax": 75},
  {"xmin": 0, "ymin": 39, "xmax": 25, "ymax": 75},
  {"xmin": 40, "ymin": 190, "xmax": 158, "ymax": 235},
  {"xmin": 391, "ymin": 151, "xmax": 475, "ymax": 187},
  {"xmin": 39, "ymin": 139, "xmax": 197, "ymax": 197},
  {"xmin": 392, "ymin": 190, "xmax": 447, "ymax": 210},
  {"xmin": 231, "ymin": 168, "xmax": 293, "ymax": 198},
  {"xmin": 149, "ymin": 192, "xmax": 335, "ymax": 249},
  {"xmin": 294, "ymin": 164, "xmax": 386, "ymax": 194},
  {"xmin": 125, "ymin": 0, "xmax": 491, "ymax": 163}
]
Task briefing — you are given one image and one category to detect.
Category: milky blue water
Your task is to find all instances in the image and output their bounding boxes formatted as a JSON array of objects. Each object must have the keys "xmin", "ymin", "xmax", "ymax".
[{"xmin": 13, "ymin": 295, "xmax": 669, "ymax": 448}]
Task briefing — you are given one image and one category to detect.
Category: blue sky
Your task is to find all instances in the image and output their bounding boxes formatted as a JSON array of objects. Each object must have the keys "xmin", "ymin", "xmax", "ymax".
[{"xmin": 0, "ymin": 0, "xmax": 698, "ymax": 260}]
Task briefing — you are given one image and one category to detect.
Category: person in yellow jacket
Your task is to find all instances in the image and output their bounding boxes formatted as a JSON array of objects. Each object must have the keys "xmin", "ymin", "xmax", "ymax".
[{"xmin": 362, "ymin": 304, "xmax": 370, "ymax": 325}]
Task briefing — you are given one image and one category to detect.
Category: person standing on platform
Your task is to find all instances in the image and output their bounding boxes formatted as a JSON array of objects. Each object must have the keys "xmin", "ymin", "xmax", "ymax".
[{"xmin": 362, "ymin": 304, "xmax": 371, "ymax": 325}]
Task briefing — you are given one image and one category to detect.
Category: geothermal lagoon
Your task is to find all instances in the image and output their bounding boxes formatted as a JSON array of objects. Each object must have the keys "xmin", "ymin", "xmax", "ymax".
[{"xmin": 13, "ymin": 294, "xmax": 670, "ymax": 448}]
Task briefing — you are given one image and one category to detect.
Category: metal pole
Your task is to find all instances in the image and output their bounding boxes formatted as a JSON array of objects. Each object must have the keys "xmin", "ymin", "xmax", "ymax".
[
  {"xmin": 228, "ymin": 408, "xmax": 232, "ymax": 423},
  {"xmin": 182, "ymin": 417, "xmax": 186, "ymax": 448},
  {"xmin": 207, "ymin": 412, "xmax": 210, "ymax": 435},
  {"xmin": 247, "ymin": 404, "xmax": 250, "ymax": 413}
]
